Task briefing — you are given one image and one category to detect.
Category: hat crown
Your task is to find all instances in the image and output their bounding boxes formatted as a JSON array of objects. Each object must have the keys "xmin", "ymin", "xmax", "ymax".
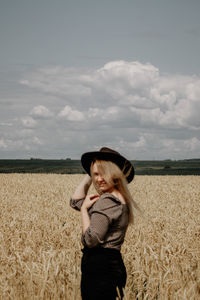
[{"xmin": 100, "ymin": 147, "xmax": 120, "ymax": 156}]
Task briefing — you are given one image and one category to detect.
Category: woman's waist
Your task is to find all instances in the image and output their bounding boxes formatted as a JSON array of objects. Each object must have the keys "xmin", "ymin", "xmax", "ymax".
[{"xmin": 81, "ymin": 246, "xmax": 121, "ymax": 256}]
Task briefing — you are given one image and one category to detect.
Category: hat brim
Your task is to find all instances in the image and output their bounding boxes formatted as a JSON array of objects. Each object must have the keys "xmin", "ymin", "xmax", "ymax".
[{"xmin": 81, "ymin": 151, "xmax": 134, "ymax": 183}]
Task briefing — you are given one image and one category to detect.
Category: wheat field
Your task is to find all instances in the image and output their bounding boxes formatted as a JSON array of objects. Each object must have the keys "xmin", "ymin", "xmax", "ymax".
[{"xmin": 0, "ymin": 174, "xmax": 199, "ymax": 299}]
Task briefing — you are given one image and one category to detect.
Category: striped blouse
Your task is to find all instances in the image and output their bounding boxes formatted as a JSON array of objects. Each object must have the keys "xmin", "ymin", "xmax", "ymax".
[{"xmin": 70, "ymin": 192, "xmax": 129, "ymax": 251}]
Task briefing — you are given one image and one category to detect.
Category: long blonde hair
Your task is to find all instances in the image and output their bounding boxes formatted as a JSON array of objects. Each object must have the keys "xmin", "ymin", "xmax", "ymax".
[{"xmin": 90, "ymin": 159, "xmax": 140, "ymax": 224}]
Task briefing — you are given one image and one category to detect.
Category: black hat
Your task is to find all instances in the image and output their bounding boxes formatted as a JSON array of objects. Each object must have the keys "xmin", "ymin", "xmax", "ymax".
[{"xmin": 81, "ymin": 147, "xmax": 135, "ymax": 183}]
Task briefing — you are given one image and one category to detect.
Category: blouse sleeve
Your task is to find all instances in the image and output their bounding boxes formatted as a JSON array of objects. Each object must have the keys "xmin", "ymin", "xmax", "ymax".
[
  {"xmin": 70, "ymin": 197, "xmax": 85, "ymax": 211},
  {"xmin": 82, "ymin": 196, "xmax": 122, "ymax": 248}
]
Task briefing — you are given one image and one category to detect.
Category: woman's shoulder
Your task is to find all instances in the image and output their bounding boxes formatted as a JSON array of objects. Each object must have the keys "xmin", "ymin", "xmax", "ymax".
[
  {"xmin": 89, "ymin": 191, "xmax": 129, "ymax": 222},
  {"xmin": 101, "ymin": 192, "xmax": 126, "ymax": 204},
  {"xmin": 96, "ymin": 192, "xmax": 126, "ymax": 208},
  {"xmin": 92, "ymin": 193, "xmax": 124, "ymax": 220},
  {"xmin": 99, "ymin": 192, "xmax": 117, "ymax": 202}
]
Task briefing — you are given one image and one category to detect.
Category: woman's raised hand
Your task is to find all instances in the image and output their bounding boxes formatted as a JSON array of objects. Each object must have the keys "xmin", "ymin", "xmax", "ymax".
[{"xmin": 81, "ymin": 194, "xmax": 100, "ymax": 210}]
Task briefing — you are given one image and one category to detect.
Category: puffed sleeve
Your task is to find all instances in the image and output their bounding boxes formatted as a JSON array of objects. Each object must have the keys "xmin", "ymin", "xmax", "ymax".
[
  {"xmin": 70, "ymin": 197, "xmax": 85, "ymax": 211},
  {"xmin": 82, "ymin": 195, "xmax": 122, "ymax": 248}
]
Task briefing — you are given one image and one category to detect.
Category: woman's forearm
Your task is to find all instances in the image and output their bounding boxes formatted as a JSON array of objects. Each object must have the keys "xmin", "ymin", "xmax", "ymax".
[
  {"xmin": 71, "ymin": 174, "xmax": 92, "ymax": 199},
  {"xmin": 81, "ymin": 206, "xmax": 90, "ymax": 234}
]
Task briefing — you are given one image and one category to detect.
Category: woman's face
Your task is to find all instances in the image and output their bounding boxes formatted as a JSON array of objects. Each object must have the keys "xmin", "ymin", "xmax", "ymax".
[{"xmin": 92, "ymin": 162, "xmax": 114, "ymax": 193}]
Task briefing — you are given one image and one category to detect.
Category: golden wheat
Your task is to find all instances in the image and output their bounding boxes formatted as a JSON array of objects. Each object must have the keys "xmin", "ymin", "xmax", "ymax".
[{"xmin": 0, "ymin": 174, "xmax": 199, "ymax": 299}]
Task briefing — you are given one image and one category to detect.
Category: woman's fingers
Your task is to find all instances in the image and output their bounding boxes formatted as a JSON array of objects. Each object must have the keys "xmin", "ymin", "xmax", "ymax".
[
  {"xmin": 82, "ymin": 194, "xmax": 100, "ymax": 209},
  {"xmin": 91, "ymin": 196, "xmax": 99, "ymax": 202},
  {"xmin": 90, "ymin": 194, "xmax": 100, "ymax": 200}
]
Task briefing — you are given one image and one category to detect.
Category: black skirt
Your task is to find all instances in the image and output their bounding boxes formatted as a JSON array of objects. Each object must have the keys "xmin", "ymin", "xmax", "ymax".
[{"xmin": 81, "ymin": 247, "xmax": 127, "ymax": 300}]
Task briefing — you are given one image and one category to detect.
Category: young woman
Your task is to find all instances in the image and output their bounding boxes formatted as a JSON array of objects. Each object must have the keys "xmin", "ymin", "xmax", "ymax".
[{"xmin": 70, "ymin": 147, "xmax": 139, "ymax": 300}]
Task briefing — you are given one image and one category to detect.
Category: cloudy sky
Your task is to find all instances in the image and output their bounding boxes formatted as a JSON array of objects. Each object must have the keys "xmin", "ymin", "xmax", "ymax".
[{"xmin": 0, "ymin": 0, "xmax": 200, "ymax": 159}]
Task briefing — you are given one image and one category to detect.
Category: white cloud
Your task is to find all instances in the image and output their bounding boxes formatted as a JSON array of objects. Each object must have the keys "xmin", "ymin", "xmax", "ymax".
[
  {"xmin": 58, "ymin": 105, "xmax": 85, "ymax": 121},
  {"xmin": 1, "ymin": 139, "xmax": 24, "ymax": 151},
  {"xmin": 33, "ymin": 136, "xmax": 43, "ymax": 145},
  {"xmin": 30, "ymin": 105, "xmax": 53, "ymax": 118},
  {"xmin": 0, "ymin": 139, "xmax": 7, "ymax": 149},
  {"xmin": 115, "ymin": 134, "xmax": 200, "ymax": 160},
  {"xmin": 0, "ymin": 122, "xmax": 13, "ymax": 126},
  {"xmin": 21, "ymin": 117, "xmax": 37, "ymax": 128},
  {"xmin": 184, "ymin": 137, "xmax": 200, "ymax": 151},
  {"xmin": 98, "ymin": 60, "xmax": 159, "ymax": 89},
  {"xmin": 134, "ymin": 136, "xmax": 147, "ymax": 148},
  {"xmin": 88, "ymin": 106, "xmax": 120, "ymax": 121},
  {"xmin": 1, "ymin": 60, "xmax": 200, "ymax": 159},
  {"xmin": 20, "ymin": 67, "xmax": 92, "ymax": 98},
  {"xmin": 19, "ymin": 61, "xmax": 200, "ymax": 131}
]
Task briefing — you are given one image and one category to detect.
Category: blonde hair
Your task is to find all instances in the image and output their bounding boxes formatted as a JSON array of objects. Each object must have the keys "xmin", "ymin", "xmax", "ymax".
[{"xmin": 90, "ymin": 159, "xmax": 140, "ymax": 224}]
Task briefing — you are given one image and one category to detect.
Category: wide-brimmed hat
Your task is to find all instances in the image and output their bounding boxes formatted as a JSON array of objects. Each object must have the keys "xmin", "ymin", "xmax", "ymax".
[{"xmin": 81, "ymin": 147, "xmax": 135, "ymax": 183}]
